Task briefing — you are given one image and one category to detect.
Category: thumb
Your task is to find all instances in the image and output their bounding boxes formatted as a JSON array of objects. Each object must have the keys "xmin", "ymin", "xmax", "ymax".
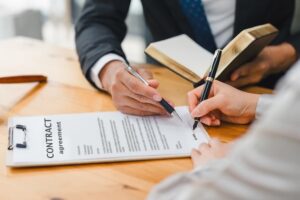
[{"xmin": 191, "ymin": 96, "xmax": 222, "ymax": 118}]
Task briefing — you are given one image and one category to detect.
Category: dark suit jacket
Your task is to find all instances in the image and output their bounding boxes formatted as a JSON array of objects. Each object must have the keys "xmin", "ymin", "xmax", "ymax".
[{"xmin": 75, "ymin": 0, "xmax": 300, "ymax": 88}]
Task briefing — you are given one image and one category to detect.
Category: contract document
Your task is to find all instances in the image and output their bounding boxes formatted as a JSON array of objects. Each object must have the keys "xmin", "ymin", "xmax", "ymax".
[{"xmin": 6, "ymin": 106, "xmax": 209, "ymax": 167}]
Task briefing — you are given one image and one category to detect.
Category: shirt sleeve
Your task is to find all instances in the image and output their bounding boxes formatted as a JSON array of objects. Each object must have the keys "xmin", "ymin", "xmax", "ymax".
[
  {"xmin": 147, "ymin": 61, "xmax": 300, "ymax": 200},
  {"xmin": 90, "ymin": 53, "xmax": 125, "ymax": 90},
  {"xmin": 255, "ymin": 94, "xmax": 274, "ymax": 119}
]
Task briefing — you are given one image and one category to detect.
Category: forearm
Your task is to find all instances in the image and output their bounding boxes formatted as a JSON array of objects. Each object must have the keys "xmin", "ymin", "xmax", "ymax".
[
  {"xmin": 149, "ymin": 66, "xmax": 300, "ymax": 199},
  {"xmin": 75, "ymin": 0, "xmax": 130, "ymax": 79}
]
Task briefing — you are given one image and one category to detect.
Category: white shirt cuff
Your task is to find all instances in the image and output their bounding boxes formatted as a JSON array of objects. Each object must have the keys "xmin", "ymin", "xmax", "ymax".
[
  {"xmin": 255, "ymin": 94, "xmax": 274, "ymax": 119},
  {"xmin": 90, "ymin": 53, "xmax": 125, "ymax": 89}
]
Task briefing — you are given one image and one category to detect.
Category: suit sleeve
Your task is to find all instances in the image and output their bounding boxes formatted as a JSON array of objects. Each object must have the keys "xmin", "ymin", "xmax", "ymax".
[{"xmin": 75, "ymin": 0, "xmax": 131, "ymax": 83}]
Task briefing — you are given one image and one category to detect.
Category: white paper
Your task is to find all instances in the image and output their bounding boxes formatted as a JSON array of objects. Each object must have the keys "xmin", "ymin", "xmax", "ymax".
[
  {"xmin": 7, "ymin": 106, "xmax": 209, "ymax": 167},
  {"xmin": 150, "ymin": 35, "xmax": 213, "ymax": 77}
]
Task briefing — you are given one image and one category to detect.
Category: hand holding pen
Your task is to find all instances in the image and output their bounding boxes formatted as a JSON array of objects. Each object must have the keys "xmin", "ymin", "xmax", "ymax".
[
  {"xmin": 192, "ymin": 49, "xmax": 222, "ymax": 130},
  {"xmin": 99, "ymin": 60, "xmax": 170, "ymax": 116},
  {"xmin": 123, "ymin": 61, "xmax": 183, "ymax": 121}
]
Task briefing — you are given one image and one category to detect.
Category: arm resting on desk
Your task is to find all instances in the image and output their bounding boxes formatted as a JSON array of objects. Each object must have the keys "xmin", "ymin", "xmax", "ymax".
[{"xmin": 148, "ymin": 61, "xmax": 300, "ymax": 200}]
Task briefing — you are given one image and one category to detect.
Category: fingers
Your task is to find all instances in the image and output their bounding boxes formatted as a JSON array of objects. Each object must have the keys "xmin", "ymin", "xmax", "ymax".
[
  {"xmin": 191, "ymin": 95, "xmax": 223, "ymax": 118},
  {"xmin": 148, "ymin": 79, "xmax": 160, "ymax": 89},
  {"xmin": 230, "ymin": 59, "xmax": 264, "ymax": 81},
  {"xmin": 227, "ymin": 74, "xmax": 262, "ymax": 88},
  {"xmin": 126, "ymin": 89, "xmax": 162, "ymax": 106},
  {"xmin": 199, "ymin": 117, "xmax": 212, "ymax": 125},
  {"xmin": 120, "ymin": 70, "xmax": 162, "ymax": 102},
  {"xmin": 191, "ymin": 143, "xmax": 210, "ymax": 168},
  {"xmin": 121, "ymin": 96, "xmax": 167, "ymax": 115},
  {"xmin": 187, "ymin": 81, "xmax": 222, "ymax": 112},
  {"xmin": 197, "ymin": 139, "xmax": 221, "ymax": 154},
  {"xmin": 191, "ymin": 148, "xmax": 201, "ymax": 166},
  {"xmin": 187, "ymin": 88, "xmax": 202, "ymax": 113},
  {"xmin": 209, "ymin": 138, "xmax": 221, "ymax": 147},
  {"xmin": 199, "ymin": 112, "xmax": 221, "ymax": 126},
  {"xmin": 105, "ymin": 63, "xmax": 166, "ymax": 116},
  {"xmin": 112, "ymin": 83, "xmax": 165, "ymax": 114},
  {"xmin": 191, "ymin": 139, "xmax": 229, "ymax": 168},
  {"xmin": 119, "ymin": 106, "xmax": 161, "ymax": 116},
  {"xmin": 187, "ymin": 85, "xmax": 211, "ymax": 113},
  {"xmin": 230, "ymin": 63, "xmax": 252, "ymax": 81},
  {"xmin": 200, "ymin": 116, "xmax": 221, "ymax": 126},
  {"xmin": 188, "ymin": 81, "xmax": 223, "ymax": 126},
  {"xmin": 136, "ymin": 68, "xmax": 160, "ymax": 89},
  {"xmin": 110, "ymin": 77, "xmax": 165, "ymax": 115},
  {"xmin": 198, "ymin": 143, "xmax": 210, "ymax": 152},
  {"xmin": 230, "ymin": 59, "xmax": 269, "ymax": 87}
]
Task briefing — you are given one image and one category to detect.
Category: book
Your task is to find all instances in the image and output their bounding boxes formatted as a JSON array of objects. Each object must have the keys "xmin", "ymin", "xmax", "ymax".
[
  {"xmin": 145, "ymin": 24, "xmax": 278, "ymax": 85},
  {"xmin": 6, "ymin": 106, "xmax": 209, "ymax": 167}
]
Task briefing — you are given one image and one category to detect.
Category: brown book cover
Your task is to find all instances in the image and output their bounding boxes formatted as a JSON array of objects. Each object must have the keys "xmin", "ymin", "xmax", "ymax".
[{"xmin": 145, "ymin": 24, "xmax": 278, "ymax": 84}]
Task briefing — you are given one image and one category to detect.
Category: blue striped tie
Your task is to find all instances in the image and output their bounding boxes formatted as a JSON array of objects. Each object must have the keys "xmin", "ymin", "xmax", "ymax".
[{"xmin": 180, "ymin": 0, "xmax": 217, "ymax": 52}]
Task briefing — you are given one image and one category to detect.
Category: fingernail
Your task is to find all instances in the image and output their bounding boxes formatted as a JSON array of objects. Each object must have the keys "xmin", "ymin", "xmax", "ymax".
[{"xmin": 153, "ymin": 94, "xmax": 162, "ymax": 101}]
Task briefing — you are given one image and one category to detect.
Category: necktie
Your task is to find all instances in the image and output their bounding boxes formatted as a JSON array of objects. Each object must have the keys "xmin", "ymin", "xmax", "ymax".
[{"xmin": 180, "ymin": 0, "xmax": 217, "ymax": 52}]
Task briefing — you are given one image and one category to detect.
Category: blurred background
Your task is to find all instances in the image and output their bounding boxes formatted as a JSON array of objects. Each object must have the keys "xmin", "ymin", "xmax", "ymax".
[{"xmin": 0, "ymin": 0, "xmax": 299, "ymax": 64}]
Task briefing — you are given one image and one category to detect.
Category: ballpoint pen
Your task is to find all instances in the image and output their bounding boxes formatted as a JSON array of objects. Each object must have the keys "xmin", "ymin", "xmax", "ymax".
[
  {"xmin": 123, "ymin": 61, "xmax": 183, "ymax": 122},
  {"xmin": 192, "ymin": 49, "xmax": 222, "ymax": 130}
]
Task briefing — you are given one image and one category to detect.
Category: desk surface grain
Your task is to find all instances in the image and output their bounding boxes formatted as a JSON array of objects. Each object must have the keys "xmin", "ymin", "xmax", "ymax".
[{"xmin": 0, "ymin": 38, "xmax": 271, "ymax": 200}]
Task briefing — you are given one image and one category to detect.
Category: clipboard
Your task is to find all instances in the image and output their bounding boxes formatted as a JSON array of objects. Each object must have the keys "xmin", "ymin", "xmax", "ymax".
[{"xmin": 6, "ymin": 107, "xmax": 210, "ymax": 168}]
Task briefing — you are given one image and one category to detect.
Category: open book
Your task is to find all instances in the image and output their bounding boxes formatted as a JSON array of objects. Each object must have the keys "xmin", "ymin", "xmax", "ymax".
[
  {"xmin": 145, "ymin": 24, "xmax": 278, "ymax": 85},
  {"xmin": 6, "ymin": 106, "xmax": 209, "ymax": 167}
]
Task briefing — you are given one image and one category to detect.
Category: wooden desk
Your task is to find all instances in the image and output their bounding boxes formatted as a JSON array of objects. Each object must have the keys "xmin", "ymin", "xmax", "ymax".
[{"xmin": 0, "ymin": 38, "xmax": 271, "ymax": 200}]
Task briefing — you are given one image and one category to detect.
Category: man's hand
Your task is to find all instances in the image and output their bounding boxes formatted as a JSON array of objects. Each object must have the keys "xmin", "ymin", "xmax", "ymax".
[
  {"xmin": 188, "ymin": 80, "xmax": 259, "ymax": 126},
  {"xmin": 99, "ymin": 60, "xmax": 169, "ymax": 116},
  {"xmin": 228, "ymin": 43, "xmax": 297, "ymax": 88},
  {"xmin": 191, "ymin": 138, "xmax": 234, "ymax": 168}
]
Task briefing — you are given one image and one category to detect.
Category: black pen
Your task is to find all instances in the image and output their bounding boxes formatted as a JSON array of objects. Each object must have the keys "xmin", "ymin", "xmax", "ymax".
[
  {"xmin": 192, "ymin": 49, "xmax": 222, "ymax": 130},
  {"xmin": 123, "ymin": 61, "xmax": 183, "ymax": 122}
]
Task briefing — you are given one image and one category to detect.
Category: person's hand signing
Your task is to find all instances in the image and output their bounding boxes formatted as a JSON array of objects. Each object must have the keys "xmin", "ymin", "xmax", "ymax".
[
  {"xmin": 188, "ymin": 80, "xmax": 259, "ymax": 126},
  {"xmin": 99, "ymin": 60, "xmax": 170, "ymax": 116}
]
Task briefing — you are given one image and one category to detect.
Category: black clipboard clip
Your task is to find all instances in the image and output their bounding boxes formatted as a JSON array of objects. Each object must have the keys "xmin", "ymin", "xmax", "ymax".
[{"xmin": 8, "ymin": 124, "xmax": 27, "ymax": 150}]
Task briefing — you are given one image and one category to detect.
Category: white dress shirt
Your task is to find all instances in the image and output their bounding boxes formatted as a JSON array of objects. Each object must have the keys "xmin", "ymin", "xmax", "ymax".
[
  {"xmin": 90, "ymin": 0, "xmax": 236, "ymax": 89},
  {"xmin": 147, "ymin": 60, "xmax": 300, "ymax": 200}
]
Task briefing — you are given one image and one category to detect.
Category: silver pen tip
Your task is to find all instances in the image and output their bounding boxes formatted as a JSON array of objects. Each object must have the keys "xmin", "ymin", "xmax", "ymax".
[{"xmin": 172, "ymin": 111, "xmax": 183, "ymax": 122}]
